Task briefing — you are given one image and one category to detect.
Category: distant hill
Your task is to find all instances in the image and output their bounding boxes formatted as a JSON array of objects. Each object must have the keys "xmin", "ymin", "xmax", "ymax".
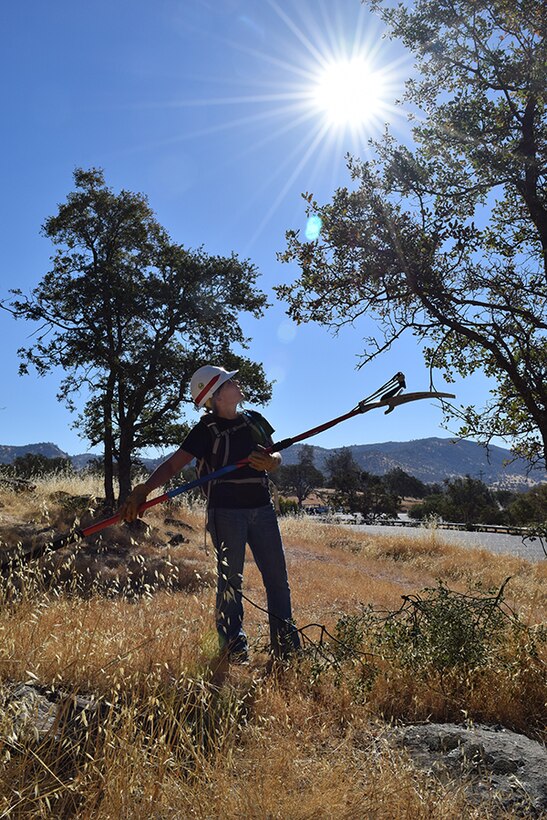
[
  {"xmin": 281, "ymin": 437, "xmax": 546, "ymax": 489},
  {"xmin": 1, "ymin": 437, "xmax": 545, "ymax": 489},
  {"xmin": 0, "ymin": 442, "xmax": 70, "ymax": 464}
]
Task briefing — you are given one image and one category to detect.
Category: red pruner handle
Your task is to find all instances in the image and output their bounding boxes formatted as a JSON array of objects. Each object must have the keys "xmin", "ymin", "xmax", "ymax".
[{"xmin": 81, "ymin": 491, "xmax": 171, "ymax": 538}]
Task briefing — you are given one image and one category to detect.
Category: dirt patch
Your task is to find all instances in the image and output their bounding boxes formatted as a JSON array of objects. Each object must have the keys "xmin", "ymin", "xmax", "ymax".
[{"xmin": 0, "ymin": 497, "xmax": 212, "ymax": 600}]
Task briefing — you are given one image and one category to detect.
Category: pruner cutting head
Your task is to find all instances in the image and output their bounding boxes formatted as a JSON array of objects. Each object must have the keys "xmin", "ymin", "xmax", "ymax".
[
  {"xmin": 381, "ymin": 372, "xmax": 406, "ymax": 409},
  {"xmin": 356, "ymin": 374, "xmax": 455, "ymax": 415},
  {"xmin": 355, "ymin": 372, "xmax": 406, "ymax": 413},
  {"xmin": 383, "ymin": 389, "xmax": 456, "ymax": 415}
]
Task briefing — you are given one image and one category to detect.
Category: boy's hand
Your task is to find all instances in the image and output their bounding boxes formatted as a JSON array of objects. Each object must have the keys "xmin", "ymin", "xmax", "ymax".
[
  {"xmin": 248, "ymin": 446, "xmax": 280, "ymax": 472},
  {"xmin": 118, "ymin": 483, "xmax": 149, "ymax": 523}
]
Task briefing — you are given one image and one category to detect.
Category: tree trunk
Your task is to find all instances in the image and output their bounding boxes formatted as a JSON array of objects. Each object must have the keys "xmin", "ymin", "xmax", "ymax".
[
  {"xmin": 103, "ymin": 433, "xmax": 115, "ymax": 510},
  {"xmin": 103, "ymin": 383, "xmax": 116, "ymax": 510},
  {"xmin": 117, "ymin": 425, "xmax": 134, "ymax": 505},
  {"xmin": 540, "ymin": 427, "xmax": 547, "ymax": 474}
]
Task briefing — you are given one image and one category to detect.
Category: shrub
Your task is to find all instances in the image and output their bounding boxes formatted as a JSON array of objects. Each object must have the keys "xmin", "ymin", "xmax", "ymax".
[{"xmin": 278, "ymin": 497, "xmax": 299, "ymax": 516}]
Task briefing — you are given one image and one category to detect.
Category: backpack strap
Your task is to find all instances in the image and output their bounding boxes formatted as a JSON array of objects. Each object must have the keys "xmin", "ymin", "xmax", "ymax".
[
  {"xmin": 196, "ymin": 413, "xmax": 271, "ymax": 495},
  {"xmin": 241, "ymin": 410, "xmax": 275, "ymax": 448},
  {"xmin": 218, "ymin": 411, "xmax": 273, "ymax": 489}
]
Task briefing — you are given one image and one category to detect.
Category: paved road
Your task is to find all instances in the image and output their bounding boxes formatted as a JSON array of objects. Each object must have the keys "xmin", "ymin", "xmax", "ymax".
[{"xmin": 350, "ymin": 523, "xmax": 546, "ymax": 562}]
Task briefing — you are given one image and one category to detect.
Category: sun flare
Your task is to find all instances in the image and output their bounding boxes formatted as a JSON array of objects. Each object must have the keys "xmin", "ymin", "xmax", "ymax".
[
  {"xmin": 151, "ymin": 2, "xmax": 408, "ymax": 246},
  {"xmin": 313, "ymin": 58, "xmax": 386, "ymax": 128}
]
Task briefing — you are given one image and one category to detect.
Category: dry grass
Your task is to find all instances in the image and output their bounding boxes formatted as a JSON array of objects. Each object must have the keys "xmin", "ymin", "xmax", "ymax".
[{"xmin": 0, "ymin": 475, "xmax": 545, "ymax": 818}]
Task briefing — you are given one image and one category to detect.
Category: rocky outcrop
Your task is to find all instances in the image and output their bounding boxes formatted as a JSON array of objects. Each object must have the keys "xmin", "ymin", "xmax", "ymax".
[
  {"xmin": 392, "ymin": 722, "xmax": 547, "ymax": 816},
  {"xmin": 1, "ymin": 682, "xmax": 103, "ymax": 750},
  {"xmin": 4, "ymin": 687, "xmax": 547, "ymax": 816}
]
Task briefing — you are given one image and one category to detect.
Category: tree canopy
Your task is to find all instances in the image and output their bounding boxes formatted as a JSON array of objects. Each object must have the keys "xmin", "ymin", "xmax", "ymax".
[
  {"xmin": 273, "ymin": 444, "xmax": 324, "ymax": 508},
  {"xmin": 3, "ymin": 168, "xmax": 271, "ymax": 505},
  {"xmin": 382, "ymin": 467, "xmax": 430, "ymax": 499},
  {"xmin": 2, "ymin": 453, "xmax": 73, "ymax": 480},
  {"xmin": 324, "ymin": 448, "xmax": 400, "ymax": 517},
  {"xmin": 409, "ymin": 475, "xmax": 503, "ymax": 524},
  {"xmin": 277, "ymin": 0, "xmax": 547, "ymax": 467},
  {"xmin": 505, "ymin": 483, "xmax": 547, "ymax": 525},
  {"xmin": 324, "ymin": 448, "xmax": 363, "ymax": 512}
]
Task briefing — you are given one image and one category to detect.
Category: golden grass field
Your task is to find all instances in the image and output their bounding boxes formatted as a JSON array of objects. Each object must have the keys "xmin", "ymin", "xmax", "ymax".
[{"xmin": 0, "ymin": 472, "xmax": 545, "ymax": 818}]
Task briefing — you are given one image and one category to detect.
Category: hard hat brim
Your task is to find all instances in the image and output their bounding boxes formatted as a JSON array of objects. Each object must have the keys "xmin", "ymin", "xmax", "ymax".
[{"xmin": 193, "ymin": 368, "xmax": 239, "ymax": 408}]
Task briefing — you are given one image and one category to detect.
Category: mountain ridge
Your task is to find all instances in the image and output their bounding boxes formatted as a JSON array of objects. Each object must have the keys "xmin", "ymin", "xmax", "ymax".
[
  {"xmin": 281, "ymin": 437, "xmax": 546, "ymax": 488},
  {"xmin": 1, "ymin": 438, "xmax": 545, "ymax": 489}
]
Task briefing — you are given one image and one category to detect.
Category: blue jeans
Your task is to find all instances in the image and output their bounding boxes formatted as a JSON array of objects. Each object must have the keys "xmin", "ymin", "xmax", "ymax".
[{"xmin": 207, "ymin": 504, "xmax": 300, "ymax": 658}]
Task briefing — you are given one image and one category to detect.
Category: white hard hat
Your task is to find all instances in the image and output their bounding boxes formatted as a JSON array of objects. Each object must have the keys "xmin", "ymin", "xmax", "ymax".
[{"xmin": 190, "ymin": 365, "xmax": 239, "ymax": 408}]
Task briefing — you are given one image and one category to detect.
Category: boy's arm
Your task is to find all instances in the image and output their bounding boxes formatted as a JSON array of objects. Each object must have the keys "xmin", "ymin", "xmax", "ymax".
[{"xmin": 119, "ymin": 448, "xmax": 194, "ymax": 522}]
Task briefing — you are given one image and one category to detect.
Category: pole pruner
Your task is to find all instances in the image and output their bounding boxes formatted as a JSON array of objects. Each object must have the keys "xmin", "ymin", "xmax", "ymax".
[{"xmin": 0, "ymin": 373, "xmax": 455, "ymax": 569}]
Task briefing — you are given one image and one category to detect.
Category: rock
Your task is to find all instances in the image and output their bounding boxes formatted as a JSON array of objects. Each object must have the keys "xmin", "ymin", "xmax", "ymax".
[
  {"xmin": 1, "ymin": 682, "xmax": 103, "ymax": 749},
  {"xmin": 0, "ymin": 525, "xmax": 58, "ymax": 572},
  {"xmin": 164, "ymin": 517, "xmax": 194, "ymax": 531},
  {"xmin": 2, "ymin": 683, "xmax": 59, "ymax": 744},
  {"xmin": 393, "ymin": 722, "xmax": 547, "ymax": 816},
  {"xmin": 166, "ymin": 532, "xmax": 190, "ymax": 546}
]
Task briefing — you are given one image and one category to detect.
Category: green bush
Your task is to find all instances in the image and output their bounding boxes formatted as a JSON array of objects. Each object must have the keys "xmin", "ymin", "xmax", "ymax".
[
  {"xmin": 331, "ymin": 579, "xmax": 542, "ymax": 675},
  {"xmin": 278, "ymin": 497, "xmax": 299, "ymax": 516},
  {"xmin": 409, "ymin": 476, "xmax": 503, "ymax": 525},
  {"xmin": 5, "ymin": 453, "xmax": 73, "ymax": 479}
]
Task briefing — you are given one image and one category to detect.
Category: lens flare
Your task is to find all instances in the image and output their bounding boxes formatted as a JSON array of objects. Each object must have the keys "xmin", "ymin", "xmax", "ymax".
[{"xmin": 305, "ymin": 215, "xmax": 322, "ymax": 240}]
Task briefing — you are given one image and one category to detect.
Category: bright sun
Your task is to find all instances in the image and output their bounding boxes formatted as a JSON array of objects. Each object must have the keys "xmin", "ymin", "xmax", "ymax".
[{"xmin": 313, "ymin": 58, "xmax": 386, "ymax": 128}]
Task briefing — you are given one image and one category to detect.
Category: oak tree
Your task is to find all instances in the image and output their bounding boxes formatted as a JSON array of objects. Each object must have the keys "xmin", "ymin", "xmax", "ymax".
[
  {"xmin": 274, "ymin": 444, "xmax": 324, "ymax": 508},
  {"xmin": 277, "ymin": 0, "xmax": 547, "ymax": 467},
  {"xmin": 4, "ymin": 169, "xmax": 271, "ymax": 506}
]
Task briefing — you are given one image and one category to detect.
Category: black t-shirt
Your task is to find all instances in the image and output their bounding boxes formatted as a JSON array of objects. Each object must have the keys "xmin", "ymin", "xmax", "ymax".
[{"xmin": 180, "ymin": 412, "xmax": 274, "ymax": 508}]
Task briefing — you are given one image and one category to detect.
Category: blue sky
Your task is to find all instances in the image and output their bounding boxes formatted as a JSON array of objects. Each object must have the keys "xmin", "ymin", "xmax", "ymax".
[{"xmin": 1, "ymin": 0, "xmax": 492, "ymax": 457}]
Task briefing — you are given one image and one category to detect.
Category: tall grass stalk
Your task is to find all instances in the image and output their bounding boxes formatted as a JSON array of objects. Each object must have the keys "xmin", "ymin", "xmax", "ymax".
[{"xmin": 0, "ymin": 476, "xmax": 545, "ymax": 817}]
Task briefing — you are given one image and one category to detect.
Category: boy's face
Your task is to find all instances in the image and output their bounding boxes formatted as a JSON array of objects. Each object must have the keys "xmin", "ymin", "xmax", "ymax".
[{"xmin": 215, "ymin": 378, "xmax": 244, "ymax": 404}]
